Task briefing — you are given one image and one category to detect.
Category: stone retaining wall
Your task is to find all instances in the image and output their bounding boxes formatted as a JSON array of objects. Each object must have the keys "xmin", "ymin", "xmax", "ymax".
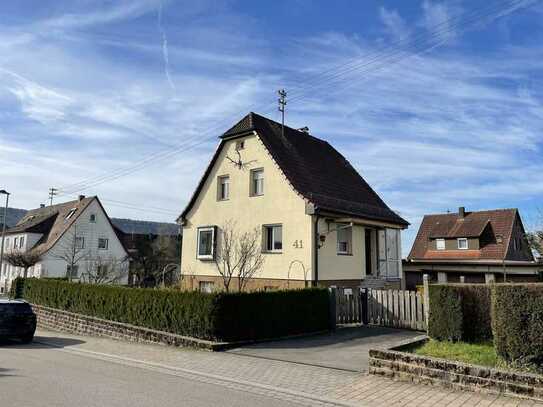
[
  {"xmin": 369, "ymin": 340, "xmax": 543, "ymax": 401},
  {"xmin": 32, "ymin": 304, "xmax": 226, "ymax": 350}
]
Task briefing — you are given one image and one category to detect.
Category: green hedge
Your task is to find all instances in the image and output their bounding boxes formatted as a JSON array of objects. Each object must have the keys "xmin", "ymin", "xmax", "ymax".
[
  {"xmin": 492, "ymin": 284, "xmax": 543, "ymax": 365},
  {"xmin": 428, "ymin": 285, "xmax": 463, "ymax": 341},
  {"xmin": 11, "ymin": 278, "xmax": 330, "ymax": 342},
  {"xmin": 428, "ymin": 284, "xmax": 492, "ymax": 342}
]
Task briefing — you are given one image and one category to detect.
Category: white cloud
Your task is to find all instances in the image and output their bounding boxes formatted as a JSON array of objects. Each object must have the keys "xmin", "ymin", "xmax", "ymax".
[
  {"xmin": 421, "ymin": 1, "xmax": 459, "ymax": 43},
  {"xmin": 1, "ymin": 1, "xmax": 543, "ymax": 254},
  {"xmin": 379, "ymin": 7, "xmax": 411, "ymax": 41},
  {"xmin": 41, "ymin": 0, "xmax": 159, "ymax": 29}
]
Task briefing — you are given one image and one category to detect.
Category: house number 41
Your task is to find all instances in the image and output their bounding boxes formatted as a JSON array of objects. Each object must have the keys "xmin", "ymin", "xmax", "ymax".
[{"xmin": 292, "ymin": 240, "xmax": 303, "ymax": 249}]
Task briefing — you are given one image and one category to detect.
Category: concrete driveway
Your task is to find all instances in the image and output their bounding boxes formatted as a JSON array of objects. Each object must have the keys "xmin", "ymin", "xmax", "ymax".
[{"xmin": 228, "ymin": 325, "xmax": 424, "ymax": 372}]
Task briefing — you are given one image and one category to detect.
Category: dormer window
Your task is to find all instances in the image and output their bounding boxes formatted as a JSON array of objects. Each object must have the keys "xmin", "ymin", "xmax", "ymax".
[
  {"xmin": 66, "ymin": 208, "xmax": 77, "ymax": 220},
  {"xmin": 457, "ymin": 238, "xmax": 468, "ymax": 250},
  {"xmin": 436, "ymin": 238, "xmax": 445, "ymax": 250}
]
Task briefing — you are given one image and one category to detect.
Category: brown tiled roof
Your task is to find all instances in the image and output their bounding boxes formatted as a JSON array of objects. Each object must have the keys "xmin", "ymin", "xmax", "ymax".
[
  {"xmin": 8, "ymin": 197, "xmax": 95, "ymax": 255},
  {"xmin": 181, "ymin": 112, "xmax": 407, "ymax": 226},
  {"xmin": 408, "ymin": 208, "xmax": 523, "ymax": 261}
]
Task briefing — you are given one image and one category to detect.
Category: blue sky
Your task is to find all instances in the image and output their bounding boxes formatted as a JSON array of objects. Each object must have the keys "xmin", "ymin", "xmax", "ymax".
[{"xmin": 1, "ymin": 0, "xmax": 542, "ymax": 254}]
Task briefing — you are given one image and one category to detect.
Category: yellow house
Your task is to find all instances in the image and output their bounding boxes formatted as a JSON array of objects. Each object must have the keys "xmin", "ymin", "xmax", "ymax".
[{"xmin": 178, "ymin": 113, "xmax": 408, "ymax": 292}]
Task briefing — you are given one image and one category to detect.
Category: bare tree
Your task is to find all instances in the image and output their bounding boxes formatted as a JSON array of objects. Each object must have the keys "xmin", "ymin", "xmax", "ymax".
[
  {"xmin": 214, "ymin": 221, "xmax": 265, "ymax": 292},
  {"xmin": 82, "ymin": 256, "xmax": 129, "ymax": 284},
  {"xmin": 130, "ymin": 232, "xmax": 180, "ymax": 287},
  {"xmin": 526, "ymin": 210, "xmax": 543, "ymax": 260},
  {"xmin": 51, "ymin": 225, "xmax": 89, "ymax": 281},
  {"xmin": 526, "ymin": 230, "xmax": 543, "ymax": 259},
  {"xmin": 4, "ymin": 250, "xmax": 41, "ymax": 278}
]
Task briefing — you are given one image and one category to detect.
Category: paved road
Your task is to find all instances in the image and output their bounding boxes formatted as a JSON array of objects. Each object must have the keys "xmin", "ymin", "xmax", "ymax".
[
  {"xmin": 0, "ymin": 340, "xmax": 306, "ymax": 407},
  {"xmin": 2, "ymin": 330, "xmax": 539, "ymax": 407}
]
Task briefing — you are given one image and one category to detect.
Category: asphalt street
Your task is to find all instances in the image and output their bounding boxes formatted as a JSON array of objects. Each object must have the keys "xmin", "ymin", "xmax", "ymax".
[{"xmin": 0, "ymin": 340, "xmax": 305, "ymax": 407}]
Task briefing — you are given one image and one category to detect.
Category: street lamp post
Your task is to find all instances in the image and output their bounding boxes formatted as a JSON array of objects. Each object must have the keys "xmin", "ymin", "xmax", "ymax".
[{"xmin": 0, "ymin": 190, "xmax": 10, "ymax": 293}]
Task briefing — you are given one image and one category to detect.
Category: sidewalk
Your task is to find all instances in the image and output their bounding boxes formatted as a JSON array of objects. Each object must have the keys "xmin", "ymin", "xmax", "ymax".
[{"xmin": 32, "ymin": 329, "xmax": 543, "ymax": 406}]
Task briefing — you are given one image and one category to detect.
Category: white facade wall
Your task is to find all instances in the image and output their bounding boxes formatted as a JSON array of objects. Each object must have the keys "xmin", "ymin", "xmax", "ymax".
[{"xmin": 0, "ymin": 199, "xmax": 128, "ymax": 294}]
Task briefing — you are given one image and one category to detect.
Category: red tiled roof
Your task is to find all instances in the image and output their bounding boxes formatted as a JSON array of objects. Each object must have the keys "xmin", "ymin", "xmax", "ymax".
[{"xmin": 408, "ymin": 209, "xmax": 520, "ymax": 261}]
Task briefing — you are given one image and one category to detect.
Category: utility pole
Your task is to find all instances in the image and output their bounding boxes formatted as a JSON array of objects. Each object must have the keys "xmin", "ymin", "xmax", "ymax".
[
  {"xmin": 278, "ymin": 89, "xmax": 287, "ymax": 138},
  {"xmin": 48, "ymin": 188, "xmax": 58, "ymax": 206}
]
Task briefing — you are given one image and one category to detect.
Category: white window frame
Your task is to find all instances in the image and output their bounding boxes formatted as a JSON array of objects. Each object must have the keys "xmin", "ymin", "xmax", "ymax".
[
  {"xmin": 436, "ymin": 238, "xmax": 445, "ymax": 250},
  {"xmin": 457, "ymin": 238, "xmax": 468, "ymax": 250},
  {"xmin": 66, "ymin": 208, "xmax": 77, "ymax": 220},
  {"xmin": 197, "ymin": 226, "xmax": 216, "ymax": 260},
  {"xmin": 98, "ymin": 238, "xmax": 109, "ymax": 250},
  {"xmin": 337, "ymin": 224, "xmax": 352, "ymax": 255},
  {"xmin": 251, "ymin": 169, "xmax": 264, "ymax": 196},
  {"xmin": 19, "ymin": 236, "xmax": 24, "ymax": 249},
  {"xmin": 263, "ymin": 224, "xmax": 283, "ymax": 253},
  {"xmin": 75, "ymin": 236, "xmax": 85, "ymax": 250},
  {"xmin": 199, "ymin": 281, "xmax": 215, "ymax": 293},
  {"xmin": 13, "ymin": 237, "xmax": 18, "ymax": 249},
  {"xmin": 217, "ymin": 175, "xmax": 230, "ymax": 201}
]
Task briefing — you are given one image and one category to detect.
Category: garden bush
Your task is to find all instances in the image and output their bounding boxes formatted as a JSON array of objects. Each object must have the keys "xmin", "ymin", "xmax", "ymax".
[
  {"xmin": 428, "ymin": 284, "xmax": 492, "ymax": 342},
  {"xmin": 11, "ymin": 278, "xmax": 330, "ymax": 342},
  {"xmin": 492, "ymin": 284, "xmax": 543, "ymax": 366}
]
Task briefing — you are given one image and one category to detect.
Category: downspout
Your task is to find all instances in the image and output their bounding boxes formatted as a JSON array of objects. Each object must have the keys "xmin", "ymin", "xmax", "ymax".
[{"xmin": 313, "ymin": 215, "xmax": 320, "ymax": 287}]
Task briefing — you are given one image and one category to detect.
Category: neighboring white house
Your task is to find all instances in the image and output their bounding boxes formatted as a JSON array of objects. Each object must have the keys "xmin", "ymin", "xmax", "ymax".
[
  {"xmin": 178, "ymin": 112, "xmax": 408, "ymax": 292},
  {"xmin": 0, "ymin": 196, "xmax": 129, "ymax": 294}
]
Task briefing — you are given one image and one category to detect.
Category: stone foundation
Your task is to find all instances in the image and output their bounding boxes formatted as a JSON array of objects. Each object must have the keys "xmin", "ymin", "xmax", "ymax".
[
  {"xmin": 180, "ymin": 275, "xmax": 308, "ymax": 292},
  {"xmin": 32, "ymin": 304, "xmax": 227, "ymax": 350},
  {"xmin": 369, "ymin": 339, "xmax": 543, "ymax": 401}
]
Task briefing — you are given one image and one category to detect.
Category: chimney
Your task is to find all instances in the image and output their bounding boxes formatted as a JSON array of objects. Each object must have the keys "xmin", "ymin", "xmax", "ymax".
[
  {"xmin": 458, "ymin": 207, "xmax": 466, "ymax": 218},
  {"xmin": 78, "ymin": 195, "xmax": 86, "ymax": 201},
  {"xmin": 298, "ymin": 126, "xmax": 310, "ymax": 134},
  {"xmin": 40, "ymin": 204, "xmax": 45, "ymax": 208}
]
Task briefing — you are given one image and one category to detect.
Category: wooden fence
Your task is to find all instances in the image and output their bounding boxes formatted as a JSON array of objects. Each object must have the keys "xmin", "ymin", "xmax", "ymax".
[
  {"xmin": 331, "ymin": 287, "xmax": 427, "ymax": 331},
  {"xmin": 367, "ymin": 288, "xmax": 426, "ymax": 331}
]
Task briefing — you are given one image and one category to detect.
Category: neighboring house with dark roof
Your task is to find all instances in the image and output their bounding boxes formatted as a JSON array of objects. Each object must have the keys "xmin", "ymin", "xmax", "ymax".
[
  {"xmin": 0, "ymin": 207, "xmax": 27, "ymax": 228},
  {"xmin": 0, "ymin": 196, "xmax": 129, "ymax": 294},
  {"xmin": 111, "ymin": 218, "xmax": 181, "ymax": 286},
  {"xmin": 178, "ymin": 112, "xmax": 408, "ymax": 291},
  {"xmin": 403, "ymin": 207, "xmax": 541, "ymax": 289}
]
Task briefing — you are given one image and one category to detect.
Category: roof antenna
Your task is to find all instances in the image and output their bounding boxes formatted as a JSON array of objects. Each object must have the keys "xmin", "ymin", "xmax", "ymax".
[
  {"xmin": 277, "ymin": 89, "xmax": 287, "ymax": 138},
  {"xmin": 48, "ymin": 187, "xmax": 58, "ymax": 206}
]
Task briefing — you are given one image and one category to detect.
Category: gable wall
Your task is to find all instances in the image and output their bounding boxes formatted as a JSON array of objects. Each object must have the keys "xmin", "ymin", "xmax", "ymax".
[
  {"xmin": 181, "ymin": 134, "xmax": 313, "ymax": 284},
  {"xmin": 41, "ymin": 199, "xmax": 128, "ymax": 280},
  {"xmin": 506, "ymin": 214, "xmax": 534, "ymax": 261}
]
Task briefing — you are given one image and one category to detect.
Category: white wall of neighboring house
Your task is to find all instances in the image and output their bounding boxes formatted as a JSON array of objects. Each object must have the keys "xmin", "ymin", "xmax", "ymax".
[{"xmin": 0, "ymin": 198, "xmax": 129, "ymax": 294}]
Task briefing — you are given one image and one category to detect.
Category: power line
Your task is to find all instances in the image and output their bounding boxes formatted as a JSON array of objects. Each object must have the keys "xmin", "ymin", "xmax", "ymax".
[{"xmin": 56, "ymin": 0, "xmax": 538, "ymax": 196}]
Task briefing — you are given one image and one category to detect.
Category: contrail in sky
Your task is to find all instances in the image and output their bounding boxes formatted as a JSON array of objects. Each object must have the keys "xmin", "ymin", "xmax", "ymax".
[{"xmin": 158, "ymin": 1, "xmax": 176, "ymax": 92}]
